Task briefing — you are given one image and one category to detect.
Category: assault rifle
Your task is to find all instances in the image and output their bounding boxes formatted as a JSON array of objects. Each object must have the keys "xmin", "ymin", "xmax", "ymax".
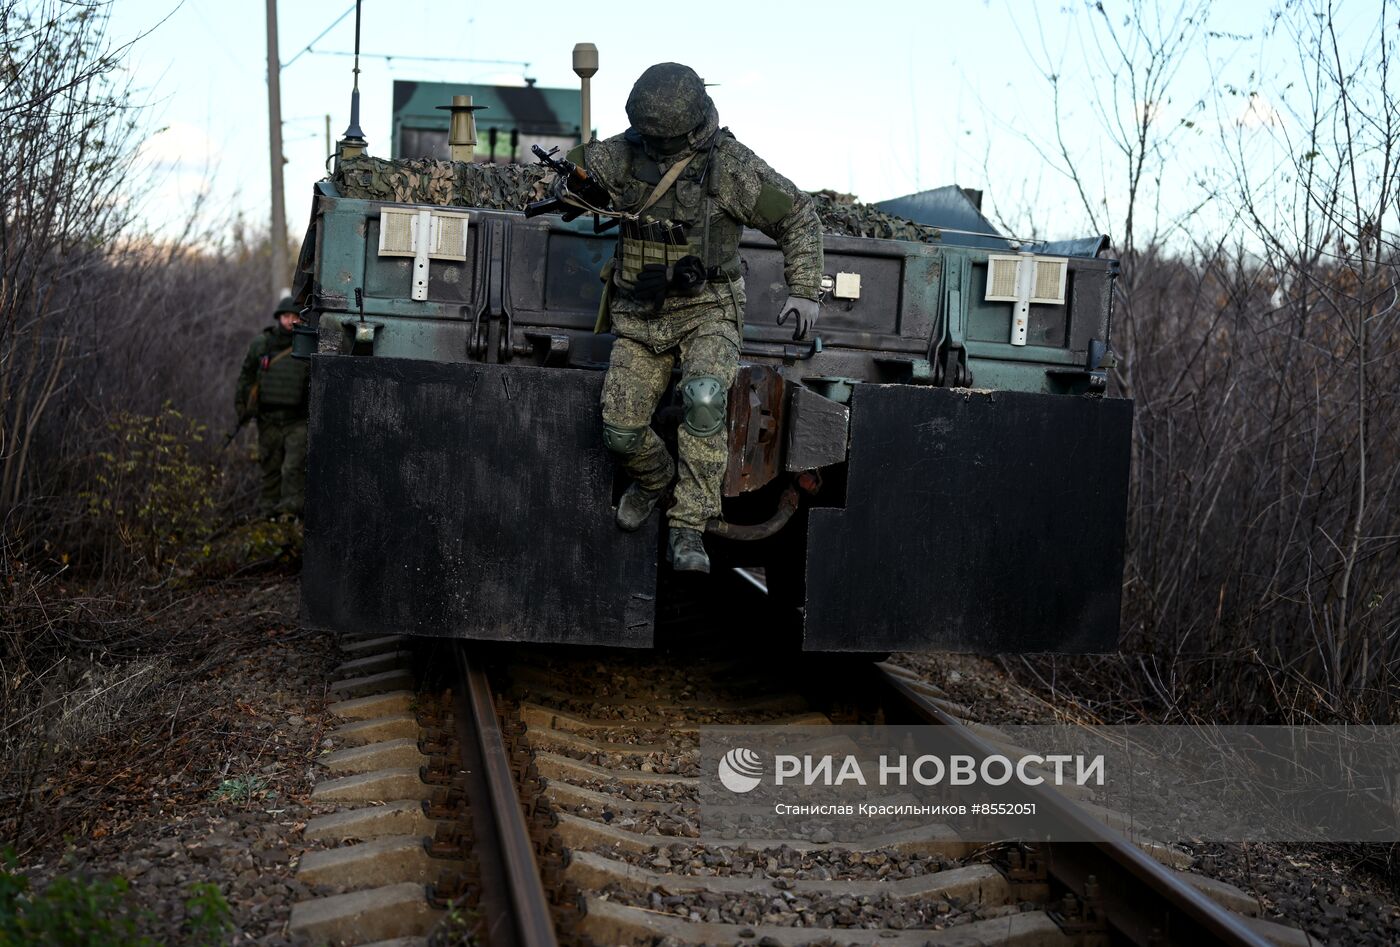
[
  {"xmin": 222, "ymin": 414, "xmax": 251, "ymax": 450},
  {"xmin": 524, "ymin": 145, "xmax": 617, "ymax": 230}
]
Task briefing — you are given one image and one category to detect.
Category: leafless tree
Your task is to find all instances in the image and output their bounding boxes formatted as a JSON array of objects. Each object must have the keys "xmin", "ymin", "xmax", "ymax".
[
  {"xmin": 0, "ymin": 0, "xmax": 144, "ymax": 516},
  {"xmin": 1018, "ymin": 0, "xmax": 1400, "ymax": 721},
  {"xmin": 1208, "ymin": 0, "xmax": 1400, "ymax": 705},
  {"xmin": 0, "ymin": 1, "xmax": 268, "ymax": 569}
]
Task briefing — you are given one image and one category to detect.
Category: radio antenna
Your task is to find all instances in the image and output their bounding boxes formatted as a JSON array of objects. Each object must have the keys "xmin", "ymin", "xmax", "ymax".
[{"xmin": 336, "ymin": 0, "xmax": 367, "ymax": 161}]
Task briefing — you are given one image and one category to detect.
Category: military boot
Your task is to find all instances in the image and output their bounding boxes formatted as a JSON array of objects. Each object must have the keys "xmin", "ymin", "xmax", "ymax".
[
  {"xmin": 668, "ymin": 527, "xmax": 710, "ymax": 573},
  {"xmin": 616, "ymin": 482, "xmax": 664, "ymax": 531}
]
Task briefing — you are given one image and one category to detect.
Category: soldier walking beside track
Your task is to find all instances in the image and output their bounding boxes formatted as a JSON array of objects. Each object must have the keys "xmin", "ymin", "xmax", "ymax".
[
  {"xmin": 567, "ymin": 62, "xmax": 823, "ymax": 574},
  {"xmin": 235, "ymin": 297, "xmax": 310, "ymax": 519}
]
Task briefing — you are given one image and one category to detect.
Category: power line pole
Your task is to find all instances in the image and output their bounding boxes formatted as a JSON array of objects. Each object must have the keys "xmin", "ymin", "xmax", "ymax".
[{"xmin": 265, "ymin": 0, "xmax": 288, "ymax": 302}]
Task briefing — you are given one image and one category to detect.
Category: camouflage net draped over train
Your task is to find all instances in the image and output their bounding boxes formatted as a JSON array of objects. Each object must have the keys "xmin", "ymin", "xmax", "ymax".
[
  {"xmin": 806, "ymin": 190, "xmax": 943, "ymax": 243},
  {"xmin": 336, "ymin": 156, "xmax": 553, "ymax": 209},
  {"xmin": 335, "ymin": 157, "xmax": 943, "ymax": 244}
]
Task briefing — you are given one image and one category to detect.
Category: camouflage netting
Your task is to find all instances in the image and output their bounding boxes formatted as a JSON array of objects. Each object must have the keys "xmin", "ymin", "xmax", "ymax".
[
  {"xmin": 336, "ymin": 156, "xmax": 552, "ymax": 208},
  {"xmin": 334, "ymin": 157, "xmax": 942, "ymax": 243},
  {"xmin": 807, "ymin": 189, "xmax": 943, "ymax": 243}
]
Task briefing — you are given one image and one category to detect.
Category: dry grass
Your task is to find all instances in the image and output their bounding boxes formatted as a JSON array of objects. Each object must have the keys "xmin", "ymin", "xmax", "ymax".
[{"xmin": 0, "ymin": 568, "xmax": 307, "ymax": 852}]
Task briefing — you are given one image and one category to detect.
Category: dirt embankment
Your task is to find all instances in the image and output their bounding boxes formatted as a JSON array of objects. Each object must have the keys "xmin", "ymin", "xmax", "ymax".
[{"xmin": 3, "ymin": 578, "xmax": 338, "ymax": 945}]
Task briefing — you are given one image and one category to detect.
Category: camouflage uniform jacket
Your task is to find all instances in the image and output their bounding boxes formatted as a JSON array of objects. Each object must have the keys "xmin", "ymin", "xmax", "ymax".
[
  {"xmin": 573, "ymin": 130, "xmax": 823, "ymax": 310},
  {"xmin": 236, "ymin": 327, "xmax": 309, "ymax": 419}
]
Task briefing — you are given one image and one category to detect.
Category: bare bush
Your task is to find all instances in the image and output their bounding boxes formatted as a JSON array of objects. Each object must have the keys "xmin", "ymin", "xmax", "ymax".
[
  {"xmin": 1, "ymin": 0, "xmax": 140, "ymax": 522},
  {"xmin": 0, "ymin": 2, "xmax": 282, "ymax": 850},
  {"xmin": 1118, "ymin": 242, "xmax": 1399, "ymax": 720},
  {"xmin": 0, "ymin": 1, "xmax": 268, "ymax": 577},
  {"xmin": 1011, "ymin": 0, "xmax": 1400, "ymax": 722}
]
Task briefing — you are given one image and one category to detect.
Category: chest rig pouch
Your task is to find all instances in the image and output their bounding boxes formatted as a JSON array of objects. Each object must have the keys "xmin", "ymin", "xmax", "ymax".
[{"xmin": 613, "ymin": 132, "xmax": 744, "ymax": 303}]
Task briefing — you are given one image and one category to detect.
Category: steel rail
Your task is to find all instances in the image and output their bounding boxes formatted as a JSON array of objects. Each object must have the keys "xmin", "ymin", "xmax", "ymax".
[
  {"xmin": 453, "ymin": 646, "xmax": 559, "ymax": 947},
  {"xmin": 873, "ymin": 665, "xmax": 1271, "ymax": 947}
]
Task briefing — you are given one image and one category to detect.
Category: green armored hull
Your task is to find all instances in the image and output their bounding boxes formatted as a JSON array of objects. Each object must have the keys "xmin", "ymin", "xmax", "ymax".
[{"xmin": 296, "ymin": 160, "xmax": 1131, "ymax": 653}]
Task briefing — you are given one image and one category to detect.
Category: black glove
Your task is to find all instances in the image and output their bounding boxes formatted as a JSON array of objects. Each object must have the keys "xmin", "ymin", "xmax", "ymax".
[
  {"xmin": 632, "ymin": 263, "xmax": 669, "ymax": 311},
  {"xmin": 777, "ymin": 295, "xmax": 820, "ymax": 340},
  {"xmin": 670, "ymin": 255, "xmax": 707, "ymax": 296}
]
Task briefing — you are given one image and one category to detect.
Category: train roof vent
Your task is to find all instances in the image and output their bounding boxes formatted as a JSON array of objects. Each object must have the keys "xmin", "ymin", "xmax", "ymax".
[
  {"xmin": 378, "ymin": 208, "xmax": 417, "ymax": 256},
  {"xmin": 377, "ymin": 208, "xmax": 471, "ymax": 261},
  {"xmin": 1031, "ymin": 257, "xmax": 1068, "ymax": 305},
  {"xmin": 985, "ymin": 255, "xmax": 1020, "ymax": 302},
  {"xmin": 430, "ymin": 211, "xmax": 469, "ymax": 261}
]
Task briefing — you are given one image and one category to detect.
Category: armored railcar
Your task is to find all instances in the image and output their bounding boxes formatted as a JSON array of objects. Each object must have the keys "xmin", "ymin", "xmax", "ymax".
[{"xmin": 293, "ymin": 168, "xmax": 1131, "ymax": 653}]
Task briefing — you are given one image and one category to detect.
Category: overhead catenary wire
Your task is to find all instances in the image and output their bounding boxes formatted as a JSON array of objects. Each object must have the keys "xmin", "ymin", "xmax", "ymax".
[
  {"xmin": 301, "ymin": 49, "xmax": 531, "ymax": 70},
  {"xmin": 282, "ymin": 2, "xmax": 359, "ymax": 70}
]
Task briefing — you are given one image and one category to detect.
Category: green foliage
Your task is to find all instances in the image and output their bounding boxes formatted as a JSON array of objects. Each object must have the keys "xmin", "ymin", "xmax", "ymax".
[
  {"xmin": 0, "ymin": 850, "xmax": 155, "ymax": 947},
  {"xmin": 436, "ymin": 896, "xmax": 482, "ymax": 946},
  {"xmin": 182, "ymin": 883, "xmax": 232, "ymax": 946},
  {"xmin": 79, "ymin": 404, "xmax": 223, "ymax": 576},
  {"xmin": 0, "ymin": 851, "xmax": 234, "ymax": 947},
  {"xmin": 197, "ymin": 518, "xmax": 302, "ymax": 576},
  {"xmin": 209, "ymin": 776, "xmax": 267, "ymax": 804}
]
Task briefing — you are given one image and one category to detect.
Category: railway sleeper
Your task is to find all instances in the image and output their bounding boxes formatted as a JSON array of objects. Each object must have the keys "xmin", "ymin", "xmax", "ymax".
[
  {"xmin": 320, "ymin": 737, "xmax": 426, "ymax": 774},
  {"xmin": 534, "ymin": 750, "xmax": 699, "ymax": 788},
  {"xmin": 517, "ymin": 700, "xmax": 830, "ymax": 733},
  {"xmin": 288, "ymin": 883, "xmax": 443, "ymax": 946},
  {"xmin": 335, "ymin": 649, "xmax": 413, "ymax": 678},
  {"xmin": 337, "ymin": 634, "xmax": 409, "ymax": 656},
  {"xmin": 540, "ymin": 777, "xmax": 676, "ymax": 813},
  {"xmin": 305, "ymin": 800, "xmax": 438, "ymax": 842},
  {"xmin": 330, "ymin": 668, "xmax": 416, "ymax": 700},
  {"xmin": 522, "ymin": 724, "xmax": 676, "ymax": 757},
  {"xmin": 329, "ymin": 689, "xmax": 416, "ymax": 721},
  {"xmin": 552, "ymin": 809, "xmax": 976, "ymax": 859},
  {"xmin": 332, "ymin": 713, "xmax": 421, "ymax": 746},
  {"xmin": 566, "ymin": 849, "xmax": 1016, "ymax": 906},
  {"xmin": 508, "ymin": 679, "xmax": 811, "ymax": 718},
  {"xmin": 291, "ymin": 647, "xmax": 472, "ymax": 947},
  {"xmin": 577, "ymin": 896, "xmax": 1074, "ymax": 947}
]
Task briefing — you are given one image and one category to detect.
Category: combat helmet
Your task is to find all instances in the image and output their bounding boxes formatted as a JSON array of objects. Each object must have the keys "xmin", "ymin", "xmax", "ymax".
[
  {"xmin": 273, "ymin": 296, "xmax": 298, "ymax": 318},
  {"xmin": 626, "ymin": 63, "xmax": 716, "ymax": 151}
]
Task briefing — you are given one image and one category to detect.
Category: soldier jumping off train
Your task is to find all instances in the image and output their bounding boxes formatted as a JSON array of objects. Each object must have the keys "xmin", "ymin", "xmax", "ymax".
[{"xmin": 561, "ymin": 63, "xmax": 823, "ymax": 573}]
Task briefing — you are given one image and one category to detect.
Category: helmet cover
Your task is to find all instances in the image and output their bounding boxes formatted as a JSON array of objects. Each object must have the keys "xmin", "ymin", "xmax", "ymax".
[{"xmin": 626, "ymin": 63, "xmax": 713, "ymax": 139}]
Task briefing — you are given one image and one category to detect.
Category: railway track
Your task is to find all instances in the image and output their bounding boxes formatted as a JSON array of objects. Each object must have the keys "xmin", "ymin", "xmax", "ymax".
[{"xmin": 286, "ymin": 575, "xmax": 1312, "ymax": 947}]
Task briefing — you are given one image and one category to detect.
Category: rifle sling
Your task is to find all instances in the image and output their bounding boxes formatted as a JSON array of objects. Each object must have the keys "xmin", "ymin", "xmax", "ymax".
[{"xmin": 637, "ymin": 153, "xmax": 694, "ymax": 216}]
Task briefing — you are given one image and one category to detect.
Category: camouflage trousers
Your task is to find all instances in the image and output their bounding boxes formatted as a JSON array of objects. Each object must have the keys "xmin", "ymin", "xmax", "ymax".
[
  {"xmin": 256, "ymin": 415, "xmax": 308, "ymax": 517},
  {"xmin": 602, "ymin": 302, "xmax": 740, "ymax": 531}
]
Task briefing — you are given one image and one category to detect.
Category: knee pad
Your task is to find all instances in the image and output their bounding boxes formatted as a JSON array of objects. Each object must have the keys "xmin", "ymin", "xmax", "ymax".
[
  {"xmin": 679, "ymin": 375, "xmax": 727, "ymax": 437},
  {"xmin": 602, "ymin": 423, "xmax": 647, "ymax": 455}
]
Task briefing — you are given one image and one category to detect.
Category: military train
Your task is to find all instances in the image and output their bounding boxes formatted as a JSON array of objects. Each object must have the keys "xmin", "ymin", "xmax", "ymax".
[{"xmin": 291, "ymin": 46, "xmax": 1132, "ymax": 655}]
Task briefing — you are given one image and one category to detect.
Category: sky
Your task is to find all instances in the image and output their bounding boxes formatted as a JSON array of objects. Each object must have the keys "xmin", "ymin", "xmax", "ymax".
[{"xmin": 103, "ymin": 0, "xmax": 1384, "ymax": 245}]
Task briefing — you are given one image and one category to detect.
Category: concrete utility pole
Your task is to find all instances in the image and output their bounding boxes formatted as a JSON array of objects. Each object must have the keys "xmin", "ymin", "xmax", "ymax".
[{"xmin": 265, "ymin": 0, "xmax": 288, "ymax": 301}]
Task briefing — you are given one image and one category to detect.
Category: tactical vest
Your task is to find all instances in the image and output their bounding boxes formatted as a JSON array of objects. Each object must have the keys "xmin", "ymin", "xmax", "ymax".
[
  {"xmin": 253, "ymin": 329, "xmax": 310, "ymax": 412},
  {"xmin": 613, "ymin": 132, "xmax": 743, "ymax": 296}
]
